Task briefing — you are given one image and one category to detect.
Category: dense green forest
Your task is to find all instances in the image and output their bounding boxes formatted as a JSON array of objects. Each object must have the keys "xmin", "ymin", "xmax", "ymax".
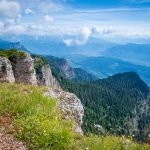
[{"xmin": 46, "ymin": 56, "xmax": 150, "ymax": 143}]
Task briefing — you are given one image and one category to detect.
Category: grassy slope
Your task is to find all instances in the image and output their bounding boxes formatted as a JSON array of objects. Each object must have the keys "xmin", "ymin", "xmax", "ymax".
[{"xmin": 0, "ymin": 82, "xmax": 149, "ymax": 150}]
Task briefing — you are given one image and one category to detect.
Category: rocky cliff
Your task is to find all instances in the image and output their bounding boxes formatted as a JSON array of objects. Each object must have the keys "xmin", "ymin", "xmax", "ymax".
[
  {"xmin": 45, "ymin": 55, "xmax": 75, "ymax": 79},
  {"xmin": 0, "ymin": 56, "xmax": 15, "ymax": 83},
  {"xmin": 0, "ymin": 50, "xmax": 84, "ymax": 134},
  {"xmin": 11, "ymin": 53, "xmax": 37, "ymax": 85},
  {"xmin": 45, "ymin": 55, "xmax": 98, "ymax": 82},
  {"xmin": 33, "ymin": 55, "xmax": 60, "ymax": 89}
]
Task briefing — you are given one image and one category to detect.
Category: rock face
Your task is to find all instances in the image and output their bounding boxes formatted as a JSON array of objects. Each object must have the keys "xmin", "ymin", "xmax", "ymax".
[
  {"xmin": 36, "ymin": 65, "xmax": 60, "ymax": 89},
  {"xmin": 59, "ymin": 59, "xmax": 75, "ymax": 79},
  {"xmin": 12, "ymin": 53, "xmax": 37, "ymax": 85},
  {"xmin": 45, "ymin": 56, "xmax": 75, "ymax": 79},
  {"xmin": 34, "ymin": 56, "xmax": 60, "ymax": 89},
  {"xmin": 0, "ymin": 57, "xmax": 15, "ymax": 83},
  {"xmin": 45, "ymin": 89, "xmax": 84, "ymax": 134}
]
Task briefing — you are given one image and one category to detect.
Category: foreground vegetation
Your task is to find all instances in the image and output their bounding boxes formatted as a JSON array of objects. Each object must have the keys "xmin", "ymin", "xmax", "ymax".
[{"xmin": 0, "ymin": 82, "xmax": 149, "ymax": 150}]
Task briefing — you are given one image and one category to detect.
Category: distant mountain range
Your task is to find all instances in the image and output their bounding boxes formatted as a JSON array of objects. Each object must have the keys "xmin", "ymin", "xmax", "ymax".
[
  {"xmin": 66, "ymin": 55, "xmax": 150, "ymax": 85},
  {"xmin": 103, "ymin": 43, "xmax": 150, "ymax": 67},
  {"xmin": 0, "ymin": 38, "xmax": 149, "ymax": 85},
  {"xmin": 0, "ymin": 39, "xmax": 29, "ymax": 53},
  {"xmin": 2, "ymin": 36, "xmax": 114, "ymax": 56}
]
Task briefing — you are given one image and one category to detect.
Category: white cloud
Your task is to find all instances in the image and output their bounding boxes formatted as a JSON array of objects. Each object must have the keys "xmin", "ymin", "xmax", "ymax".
[
  {"xmin": 63, "ymin": 27, "xmax": 91, "ymax": 46},
  {"xmin": 92, "ymin": 26, "xmax": 115, "ymax": 35},
  {"xmin": 0, "ymin": 21, "xmax": 4, "ymax": 33},
  {"xmin": 0, "ymin": 0, "xmax": 20, "ymax": 19},
  {"xmin": 63, "ymin": 26, "xmax": 115, "ymax": 46},
  {"xmin": 44, "ymin": 15, "xmax": 54, "ymax": 24},
  {"xmin": 0, "ymin": 21, "xmax": 4, "ymax": 28},
  {"xmin": 7, "ymin": 25, "xmax": 27, "ymax": 34},
  {"xmin": 24, "ymin": 8, "xmax": 33, "ymax": 15}
]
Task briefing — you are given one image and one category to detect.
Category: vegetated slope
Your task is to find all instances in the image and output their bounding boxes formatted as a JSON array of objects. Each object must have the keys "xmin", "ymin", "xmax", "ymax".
[
  {"xmin": 0, "ymin": 82, "xmax": 149, "ymax": 150},
  {"xmin": 66, "ymin": 55, "xmax": 150, "ymax": 86},
  {"xmin": 49, "ymin": 59, "xmax": 150, "ymax": 143},
  {"xmin": 45, "ymin": 55, "xmax": 97, "ymax": 82}
]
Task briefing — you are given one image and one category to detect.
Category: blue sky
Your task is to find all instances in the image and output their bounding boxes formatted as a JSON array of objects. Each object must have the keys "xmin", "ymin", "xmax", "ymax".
[
  {"xmin": 67, "ymin": 0, "xmax": 150, "ymax": 8},
  {"xmin": 0, "ymin": 0, "xmax": 150, "ymax": 45}
]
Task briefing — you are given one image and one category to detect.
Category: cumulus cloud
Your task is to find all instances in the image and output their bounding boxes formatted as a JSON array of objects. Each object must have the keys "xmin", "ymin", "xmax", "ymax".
[
  {"xmin": 63, "ymin": 27, "xmax": 91, "ymax": 46},
  {"xmin": 92, "ymin": 26, "xmax": 115, "ymax": 35},
  {"xmin": 24, "ymin": 8, "xmax": 33, "ymax": 15},
  {"xmin": 7, "ymin": 25, "xmax": 27, "ymax": 34},
  {"xmin": 0, "ymin": 0, "xmax": 20, "ymax": 19},
  {"xmin": 63, "ymin": 26, "xmax": 115, "ymax": 46},
  {"xmin": 44, "ymin": 15, "xmax": 54, "ymax": 24}
]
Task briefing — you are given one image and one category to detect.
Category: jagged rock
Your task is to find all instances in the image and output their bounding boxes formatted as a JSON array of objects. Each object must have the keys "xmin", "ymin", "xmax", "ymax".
[
  {"xmin": 45, "ymin": 88, "xmax": 84, "ymax": 134},
  {"xmin": 12, "ymin": 53, "xmax": 37, "ymax": 85},
  {"xmin": 59, "ymin": 59, "xmax": 75, "ymax": 79},
  {"xmin": 45, "ymin": 56, "xmax": 75, "ymax": 79},
  {"xmin": 33, "ymin": 56, "xmax": 60, "ymax": 89},
  {"xmin": 36, "ymin": 65, "xmax": 60, "ymax": 89},
  {"xmin": 0, "ymin": 57, "xmax": 15, "ymax": 83}
]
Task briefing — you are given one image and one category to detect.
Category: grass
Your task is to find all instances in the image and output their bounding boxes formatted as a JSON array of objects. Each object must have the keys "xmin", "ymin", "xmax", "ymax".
[
  {"xmin": 0, "ymin": 49, "xmax": 26, "ymax": 63},
  {"xmin": 0, "ymin": 82, "xmax": 149, "ymax": 150}
]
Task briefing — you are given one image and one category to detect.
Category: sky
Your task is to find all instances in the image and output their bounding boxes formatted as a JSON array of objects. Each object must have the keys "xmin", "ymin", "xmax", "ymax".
[{"xmin": 0, "ymin": 0, "xmax": 150, "ymax": 45}]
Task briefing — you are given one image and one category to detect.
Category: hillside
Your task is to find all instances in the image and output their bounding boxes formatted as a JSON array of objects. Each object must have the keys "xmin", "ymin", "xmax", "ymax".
[
  {"xmin": 0, "ymin": 83, "xmax": 150, "ymax": 150},
  {"xmin": 49, "ymin": 59, "xmax": 150, "ymax": 142},
  {"xmin": 0, "ymin": 49, "xmax": 150, "ymax": 149},
  {"xmin": 45, "ymin": 55, "xmax": 97, "ymax": 82}
]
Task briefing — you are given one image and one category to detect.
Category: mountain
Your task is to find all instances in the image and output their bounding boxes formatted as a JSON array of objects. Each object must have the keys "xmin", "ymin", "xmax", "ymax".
[
  {"xmin": 103, "ymin": 43, "xmax": 150, "ymax": 67},
  {"xmin": 7, "ymin": 35, "xmax": 114, "ymax": 56},
  {"xmin": 45, "ymin": 55, "xmax": 97, "ymax": 82},
  {"xmin": 66, "ymin": 55, "xmax": 150, "ymax": 86},
  {"xmin": 0, "ymin": 39, "xmax": 29, "ymax": 53},
  {"xmin": 0, "ymin": 49, "xmax": 150, "ymax": 148},
  {"xmin": 49, "ymin": 60, "xmax": 150, "ymax": 142}
]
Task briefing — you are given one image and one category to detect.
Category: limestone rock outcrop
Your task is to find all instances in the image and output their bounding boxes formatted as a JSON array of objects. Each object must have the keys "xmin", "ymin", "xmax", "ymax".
[
  {"xmin": 45, "ymin": 89, "xmax": 84, "ymax": 134},
  {"xmin": 12, "ymin": 53, "xmax": 37, "ymax": 85},
  {"xmin": 0, "ymin": 56, "xmax": 15, "ymax": 83},
  {"xmin": 34, "ymin": 56, "xmax": 60, "ymax": 89},
  {"xmin": 36, "ymin": 65, "xmax": 60, "ymax": 89}
]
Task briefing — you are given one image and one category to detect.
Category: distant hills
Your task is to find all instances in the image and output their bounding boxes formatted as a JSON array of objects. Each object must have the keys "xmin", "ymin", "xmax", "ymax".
[
  {"xmin": 66, "ymin": 55, "xmax": 150, "ymax": 86},
  {"xmin": 45, "ymin": 55, "xmax": 97, "ymax": 82},
  {"xmin": 103, "ymin": 43, "xmax": 150, "ymax": 67},
  {"xmin": 0, "ymin": 39, "xmax": 29, "ymax": 53},
  {"xmin": 0, "ymin": 38, "xmax": 149, "ymax": 85}
]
